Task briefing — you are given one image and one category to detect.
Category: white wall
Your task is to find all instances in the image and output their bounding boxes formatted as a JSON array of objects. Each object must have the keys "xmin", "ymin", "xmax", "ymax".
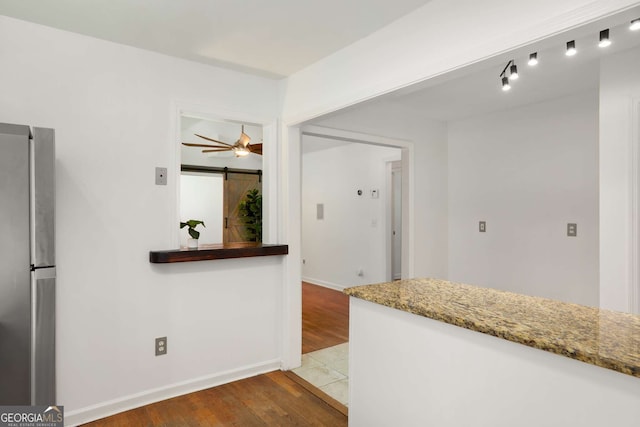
[
  {"xmin": 180, "ymin": 173, "xmax": 223, "ymax": 245},
  {"xmin": 599, "ymin": 45, "xmax": 640, "ymax": 312},
  {"xmin": 312, "ymin": 102, "xmax": 449, "ymax": 279},
  {"xmin": 448, "ymin": 91, "xmax": 599, "ymax": 306},
  {"xmin": 0, "ymin": 15, "xmax": 282, "ymax": 424},
  {"xmin": 301, "ymin": 136, "xmax": 400, "ymax": 289}
]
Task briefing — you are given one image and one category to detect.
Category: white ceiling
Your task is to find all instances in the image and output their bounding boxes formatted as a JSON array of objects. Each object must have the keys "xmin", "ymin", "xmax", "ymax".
[
  {"xmin": 0, "ymin": 0, "xmax": 433, "ymax": 78},
  {"xmin": 301, "ymin": 134, "xmax": 353, "ymax": 155},
  {"xmin": 379, "ymin": 8, "xmax": 640, "ymax": 122}
]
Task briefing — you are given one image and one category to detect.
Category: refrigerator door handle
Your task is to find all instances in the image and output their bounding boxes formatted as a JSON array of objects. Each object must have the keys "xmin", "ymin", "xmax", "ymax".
[
  {"xmin": 30, "ymin": 127, "xmax": 56, "ymax": 268},
  {"xmin": 32, "ymin": 267, "xmax": 56, "ymax": 405}
]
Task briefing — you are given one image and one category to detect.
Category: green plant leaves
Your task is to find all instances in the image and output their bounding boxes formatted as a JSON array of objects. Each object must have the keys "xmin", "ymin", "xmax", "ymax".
[
  {"xmin": 238, "ymin": 189, "xmax": 262, "ymax": 242},
  {"xmin": 180, "ymin": 219, "xmax": 205, "ymax": 240}
]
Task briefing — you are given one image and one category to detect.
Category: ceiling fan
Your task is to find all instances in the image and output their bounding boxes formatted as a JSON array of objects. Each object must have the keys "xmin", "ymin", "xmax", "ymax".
[{"xmin": 182, "ymin": 125, "xmax": 262, "ymax": 157}]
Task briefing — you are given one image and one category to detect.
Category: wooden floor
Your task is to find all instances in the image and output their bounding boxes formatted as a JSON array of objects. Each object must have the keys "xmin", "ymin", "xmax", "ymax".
[
  {"xmin": 302, "ymin": 282, "xmax": 350, "ymax": 354},
  {"xmin": 82, "ymin": 371, "xmax": 346, "ymax": 426},
  {"xmin": 81, "ymin": 282, "xmax": 350, "ymax": 426}
]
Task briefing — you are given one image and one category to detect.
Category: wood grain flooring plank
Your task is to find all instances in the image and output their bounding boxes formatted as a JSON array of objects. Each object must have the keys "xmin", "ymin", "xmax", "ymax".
[
  {"xmin": 302, "ymin": 282, "xmax": 350, "ymax": 353},
  {"xmin": 81, "ymin": 371, "xmax": 346, "ymax": 426}
]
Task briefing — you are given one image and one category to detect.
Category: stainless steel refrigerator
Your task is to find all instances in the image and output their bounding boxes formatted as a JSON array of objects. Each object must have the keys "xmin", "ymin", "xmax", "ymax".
[{"xmin": 0, "ymin": 123, "xmax": 56, "ymax": 405}]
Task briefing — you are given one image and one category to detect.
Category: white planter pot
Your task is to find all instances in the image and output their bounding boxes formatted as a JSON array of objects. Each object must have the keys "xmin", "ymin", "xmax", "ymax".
[{"xmin": 187, "ymin": 238, "xmax": 199, "ymax": 249}]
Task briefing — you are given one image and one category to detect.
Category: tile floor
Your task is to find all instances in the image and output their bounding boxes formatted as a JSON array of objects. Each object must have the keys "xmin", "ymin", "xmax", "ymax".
[{"xmin": 292, "ymin": 342, "xmax": 349, "ymax": 406}]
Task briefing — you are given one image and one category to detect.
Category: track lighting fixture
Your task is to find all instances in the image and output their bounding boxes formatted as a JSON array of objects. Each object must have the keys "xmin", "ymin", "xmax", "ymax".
[
  {"xmin": 496, "ymin": 20, "xmax": 633, "ymax": 92},
  {"xmin": 501, "ymin": 76, "xmax": 511, "ymax": 91},
  {"xmin": 599, "ymin": 29, "xmax": 611, "ymax": 48},
  {"xmin": 499, "ymin": 60, "xmax": 515, "ymax": 92},
  {"xmin": 509, "ymin": 63, "xmax": 519, "ymax": 80}
]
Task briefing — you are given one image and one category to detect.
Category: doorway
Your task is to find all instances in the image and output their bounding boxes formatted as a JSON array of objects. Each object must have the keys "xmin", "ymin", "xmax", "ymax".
[
  {"xmin": 300, "ymin": 134, "xmax": 402, "ymax": 289},
  {"xmin": 291, "ymin": 131, "xmax": 405, "ymax": 408},
  {"xmin": 390, "ymin": 160, "xmax": 402, "ymax": 280}
]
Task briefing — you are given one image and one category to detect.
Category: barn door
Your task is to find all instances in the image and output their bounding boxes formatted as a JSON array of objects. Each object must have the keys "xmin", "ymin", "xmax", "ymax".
[{"xmin": 223, "ymin": 172, "xmax": 261, "ymax": 243}]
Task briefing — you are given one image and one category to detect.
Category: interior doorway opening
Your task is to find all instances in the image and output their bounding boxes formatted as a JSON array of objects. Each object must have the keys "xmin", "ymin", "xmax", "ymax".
[
  {"xmin": 389, "ymin": 160, "xmax": 402, "ymax": 280},
  {"xmin": 289, "ymin": 127, "xmax": 410, "ymax": 409},
  {"xmin": 300, "ymin": 133, "xmax": 404, "ymax": 290}
]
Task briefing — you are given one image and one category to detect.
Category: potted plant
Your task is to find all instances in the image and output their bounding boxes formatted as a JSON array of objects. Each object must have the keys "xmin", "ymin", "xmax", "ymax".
[
  {"xmin": 238, "ymin": 189, "xmax": 262, "ymax": 242},
  {"xmin": 180, "ymin": 219, "xmax": 205, "ymax": 249}
]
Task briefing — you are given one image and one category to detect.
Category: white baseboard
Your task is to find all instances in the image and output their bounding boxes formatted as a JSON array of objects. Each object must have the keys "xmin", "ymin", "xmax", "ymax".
[
  {"xmin": 302, "ymin": 276, "xmax": 347, "ymax": 291},
  {"xmin": 64, "ymin": 359, "xmax": 281, "ymax": 426}
]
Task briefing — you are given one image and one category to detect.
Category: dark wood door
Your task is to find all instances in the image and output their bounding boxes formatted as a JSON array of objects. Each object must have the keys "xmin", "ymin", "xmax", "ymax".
[{"xmin": 223, "ymin": 172, "xmax": 261, "ymax": 243}]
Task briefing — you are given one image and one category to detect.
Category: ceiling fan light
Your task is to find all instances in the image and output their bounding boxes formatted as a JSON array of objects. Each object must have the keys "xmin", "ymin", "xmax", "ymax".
[
  {"xmin": 599, "ymin": 29, "xmax": 611, "ymax": 48},
  {"xmin": 528, "ymin": 52, "xmax": 538, "ymax": 66},
  {"xmin": 233, "ymin": 147, "xmax": 250, "ymax": 157},
  {"xmin": 501, "ymin": 76, "xmax": 511, "ymax": 91},
  {"xmin": 565, "ymin": 40, "xmax": 577, "ymax": 56},
  {"xmin": 630, "ymin": 19, "xmax": 640, "ymax": 31}
]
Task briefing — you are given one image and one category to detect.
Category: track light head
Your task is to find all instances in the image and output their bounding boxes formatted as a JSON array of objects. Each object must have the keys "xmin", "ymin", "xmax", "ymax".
[
  {"xmin": 631, "ymin": 19, "xmax": 640, "ymax": 31},
  {"xmin": 599, "ymin": 29, "xmax": 611, "ymax": 48},
  {"xmin": 509, "ymin": 63, "xmax": 519, "ymax": 80},
  {"xmin": 501, "ymin": 76, "xmax": 511, "ymax": 91},
  {"xmin": 528, "ymin": 52, "xmax": 538, "ymax": 66},
  {"xmin": 565, "ymin": 40, "xmax": 577, "ymax": 56}
]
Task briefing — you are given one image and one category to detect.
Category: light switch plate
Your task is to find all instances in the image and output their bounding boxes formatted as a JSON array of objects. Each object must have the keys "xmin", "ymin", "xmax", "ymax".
[
  {"xmin": 155, "ymin": 167, "xmax": 167, "ymax": 185},
  {"xmin": 479, "ymin": 221, "xmax": 486, "ymax": 232},
  {"xmin": 567, "ymin": 223, "xmax": 577, "ymax": 237},
  {"xmin": 316, "ymin": 203, "xmax": 324, "ymax": 220}
]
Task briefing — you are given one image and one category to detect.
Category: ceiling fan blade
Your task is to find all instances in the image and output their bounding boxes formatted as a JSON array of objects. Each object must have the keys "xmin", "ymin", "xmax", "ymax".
[
  {"xmin": 249, "ymin": 143, "xmax": 263, "ymax": 155},
  {"xmin": 202, "ymin": 148, "xmax": 232, "ymax": 153},
  {"xmin": 238, "ymin": 132, "xmax": 251, "ymax": 148},
  {"xmin": 182, "ymin": 142, "xmax": 227, "ymax": 148},
  {"xmin": 194, "ymin": 133, "xmax": 233, "ymax": 147}
]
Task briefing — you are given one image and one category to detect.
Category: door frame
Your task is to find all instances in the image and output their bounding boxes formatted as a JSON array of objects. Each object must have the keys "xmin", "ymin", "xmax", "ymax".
[
  {"xmin": 280, "ymin": 123, "xmax": 414, "ymax": 369},
  {"xmin": 632, "ymin": 98, "xmax": 640, "ymax": 314},
  {"xmin": 386, "ymin": 160, "xmax": 402, "ymax": 281}
]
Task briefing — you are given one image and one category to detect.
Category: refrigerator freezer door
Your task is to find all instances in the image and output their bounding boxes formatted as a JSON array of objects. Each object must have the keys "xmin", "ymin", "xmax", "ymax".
[
  {"xmin": 32, "ymin": 268, "xmax": 56, "ymax": 405},
  {"xmin": 0, "ymin": 123, "xmax": 32, "ymax": 404},
  {"xmin": 31, "ymin": 127, "xmax": 56, "ymax": 268}
]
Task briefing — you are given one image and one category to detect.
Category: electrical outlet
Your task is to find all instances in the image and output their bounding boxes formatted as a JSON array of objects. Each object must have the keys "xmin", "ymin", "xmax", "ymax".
[
  {"xmin": 155, "ymin": 337, "xmax": 167, "ymax": 356},
  {"xmin": 567, "ymin": 223, "xmax": 577, "ymax": 237},
  {"xmin": 155, "ymin": 167, "xmax": 167, "ymax": 185},
  {"xmin": 479, "ymin": 221, "xmax": 486, "ymax": 232}
]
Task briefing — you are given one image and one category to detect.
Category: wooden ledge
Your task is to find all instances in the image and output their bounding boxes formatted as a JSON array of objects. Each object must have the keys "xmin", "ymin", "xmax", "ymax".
[{"xmin": 149, "ymin": 243, "xmax": 288, "ymax": 263}]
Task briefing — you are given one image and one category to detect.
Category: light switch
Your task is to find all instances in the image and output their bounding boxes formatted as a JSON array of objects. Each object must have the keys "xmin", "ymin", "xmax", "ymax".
[
  {"xmin": 317, "ymin": 203, "xmax": 324, "ymax": 220},
  {"xmin": 479, "ymin": 221, "xmax": 486, "ymax": 232},
  {"xmin": 567, "ymin": 223, "xmax": 577, "ymax": 237}
]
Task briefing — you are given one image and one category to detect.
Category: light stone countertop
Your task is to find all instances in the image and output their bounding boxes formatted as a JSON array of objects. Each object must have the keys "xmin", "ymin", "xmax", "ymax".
[{"xmin": 344, "ymin": 278, "xmax": 640, "ymax": 378}]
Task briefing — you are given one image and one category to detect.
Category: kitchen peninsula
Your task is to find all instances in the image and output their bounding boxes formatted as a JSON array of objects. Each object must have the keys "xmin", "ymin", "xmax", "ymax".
[{"xmin": 345, "ymin": 279, "xmax": 640, "ymax": 427}]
